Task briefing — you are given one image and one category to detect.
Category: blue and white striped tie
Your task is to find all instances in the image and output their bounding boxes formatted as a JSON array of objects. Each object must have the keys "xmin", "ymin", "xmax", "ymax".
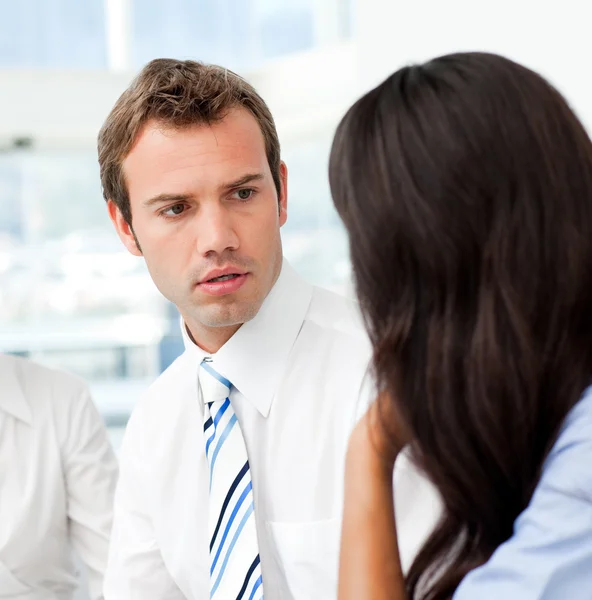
[{"xmin": 200, "ymin": 359, "xmax": 264, "ymax": 599}]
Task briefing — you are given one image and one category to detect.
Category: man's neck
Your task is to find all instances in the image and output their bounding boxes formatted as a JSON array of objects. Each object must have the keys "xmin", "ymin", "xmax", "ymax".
[{"xmin": 184, "ymin": 321, "xmax": 242, "ymax": 354}]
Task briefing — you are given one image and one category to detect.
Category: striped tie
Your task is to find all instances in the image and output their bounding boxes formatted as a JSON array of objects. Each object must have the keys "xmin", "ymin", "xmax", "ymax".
[{"xmin": 200, "ymin": 359, "xmax": 264, "ymax": 600}]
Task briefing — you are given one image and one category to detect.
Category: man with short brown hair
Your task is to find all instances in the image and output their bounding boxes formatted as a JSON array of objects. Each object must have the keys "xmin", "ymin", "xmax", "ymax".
[{"xmin": 100, "ymin": 59, "xmax": 438, "ymax": 599}]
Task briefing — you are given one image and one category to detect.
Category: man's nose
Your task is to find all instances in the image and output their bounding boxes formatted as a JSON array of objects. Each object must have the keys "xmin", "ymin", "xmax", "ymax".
[{"xmin": 194, "ymin": 203, "xmax": 240, "ymax": 257}]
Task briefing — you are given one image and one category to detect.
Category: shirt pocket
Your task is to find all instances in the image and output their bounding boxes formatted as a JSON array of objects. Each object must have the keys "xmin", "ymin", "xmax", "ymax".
[
  {"xmin": 265, "ymin": 518, "xmax": 340, "ymax": 600},
  {"xmin": 0, "ymin": 559, "xmax": 32, "ymax": 597}
]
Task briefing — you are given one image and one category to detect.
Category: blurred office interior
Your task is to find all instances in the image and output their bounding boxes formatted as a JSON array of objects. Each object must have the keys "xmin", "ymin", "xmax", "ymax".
[{"xmin": 1, "ymin": 0, "xmax": 591, "ymax": 456}]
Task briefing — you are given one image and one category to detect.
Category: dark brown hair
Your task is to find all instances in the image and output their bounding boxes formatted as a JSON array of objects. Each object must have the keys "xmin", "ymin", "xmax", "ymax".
[
  {"xmin": 98, "ymin": 58, "xmax": 281, "ymax": 225},
  {"xmin": 330, "ymin": 52, "xmax": 592, "ymax": 598}
]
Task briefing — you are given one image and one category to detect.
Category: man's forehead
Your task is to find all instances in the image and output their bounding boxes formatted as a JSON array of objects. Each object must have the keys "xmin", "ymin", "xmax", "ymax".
[{"xmin": 125, "ymin": 113, "xmax": 266, "ymax": 168}]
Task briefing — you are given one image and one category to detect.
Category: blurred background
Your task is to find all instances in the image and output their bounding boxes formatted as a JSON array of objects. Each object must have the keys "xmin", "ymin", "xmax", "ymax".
[{"xmin": 1, "ymin": 0, "xmax": 592, "ymax": 458}]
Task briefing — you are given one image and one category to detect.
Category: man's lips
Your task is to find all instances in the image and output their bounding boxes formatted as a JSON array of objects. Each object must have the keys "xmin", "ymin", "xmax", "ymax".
[
  {"xmin": 199, "ymin": 267, "xmax": 247, "ymax": 284},
  {"xmin": 196, "ymin": 272, "xmax": 249, "ymax": 296}
]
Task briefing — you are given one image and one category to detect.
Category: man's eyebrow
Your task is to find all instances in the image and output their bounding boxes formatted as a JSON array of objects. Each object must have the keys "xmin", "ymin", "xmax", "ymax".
[
  {"xmin": 141, "ymin": 174, "xmax": 265, "ymax": 206},
  {"xmin": 142, "ymin": 193, "xmax": 194, "ymax": 208},
  {"xmin": 221, "ymin": 173, "xmax": 265, "ymax": 191}
]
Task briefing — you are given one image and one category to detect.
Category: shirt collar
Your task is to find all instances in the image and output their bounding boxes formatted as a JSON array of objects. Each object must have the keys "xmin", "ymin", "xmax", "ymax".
[
  {"xmin": 0, "ymin": 356, "xmax": 33, "ymax": 424},
  {"xmin": 181, "ymin": 259, "xmax": 313, "ymax": 417}
]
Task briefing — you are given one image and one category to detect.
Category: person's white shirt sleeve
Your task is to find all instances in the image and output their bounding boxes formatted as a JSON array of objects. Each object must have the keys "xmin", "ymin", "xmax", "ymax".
[
  {"xmin": 104, "ymin": 406, "xmax": 186, "ymax": 599},
  {"xmin": 57, "ymin": 382, "xmax": 119, "ymax": 600}
]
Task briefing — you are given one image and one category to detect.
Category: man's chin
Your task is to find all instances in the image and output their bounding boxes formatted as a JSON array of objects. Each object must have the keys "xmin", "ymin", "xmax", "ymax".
[{"xmin": 195, "ymin": 304, "xmax": 260, "ymax": 329}]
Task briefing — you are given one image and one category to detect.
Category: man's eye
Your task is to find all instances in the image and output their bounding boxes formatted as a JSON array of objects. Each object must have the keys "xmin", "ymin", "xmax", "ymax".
[
  {"xmin": 163, "ymin": 203, "xmax": 186, "ymax": 216},
  {"xmin": 235, "ymin": 188, "xmax": 254, "ymax": 201}
]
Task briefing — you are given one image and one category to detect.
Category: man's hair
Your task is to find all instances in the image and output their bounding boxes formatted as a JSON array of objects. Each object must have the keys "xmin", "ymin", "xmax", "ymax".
[{"xmin": 98, "ymin": 58, "xmax": 281, "ymax": 225}]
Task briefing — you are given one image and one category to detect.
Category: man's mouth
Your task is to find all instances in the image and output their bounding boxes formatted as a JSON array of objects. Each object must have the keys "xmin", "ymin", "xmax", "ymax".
[
  {"xmin": 206, "ymin": 273, "xmax": 240, "ymax": 283},
  {"xmin": 197, "ymin": 271, "xmax": 249, "ymax": 296}
]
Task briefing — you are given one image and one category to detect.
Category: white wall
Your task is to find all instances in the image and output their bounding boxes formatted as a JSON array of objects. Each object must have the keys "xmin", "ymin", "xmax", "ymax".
[
  {"xmin": 355, "ymin": 0, "xmax": 592, "ymax": 130},
  {"xmin": 0, "ymin": 70, "xmax": 134, "ymax": 149},
  {"xmin": 0, "ymin": 43, "xmax": 358, "ymax": 150}
]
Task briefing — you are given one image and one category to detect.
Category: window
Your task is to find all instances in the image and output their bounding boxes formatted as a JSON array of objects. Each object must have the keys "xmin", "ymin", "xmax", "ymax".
[
  {"xmin": 0, "ymin": 0, "xmax": 107, "ymax": 68},
  {"xmin": 131, "ymin": 0, "xmax": 316, "ymax": 71}
]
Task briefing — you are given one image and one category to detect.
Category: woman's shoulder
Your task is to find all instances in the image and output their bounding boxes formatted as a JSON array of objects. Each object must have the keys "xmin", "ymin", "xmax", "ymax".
[
  {"xmin": 454, "ymin": 387, "xmax": 592, "ymax": 599},
  {"xmin": 551, "ymin": 386, "xmax": 592, "ymax": 452},
  {"xmin": 541, "ymin": 385, "xmax": 592, "ymax": 501}
]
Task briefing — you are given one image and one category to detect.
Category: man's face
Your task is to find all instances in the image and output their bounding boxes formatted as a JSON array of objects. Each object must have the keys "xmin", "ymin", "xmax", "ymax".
[{"xmin": 109, "ymin": 108, "xmax": 288, "ymax": 344}]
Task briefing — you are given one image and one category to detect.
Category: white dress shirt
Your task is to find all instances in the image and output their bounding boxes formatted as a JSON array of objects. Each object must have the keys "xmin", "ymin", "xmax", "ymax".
[
  {"xmin": 0, "ymin": 354, "xmax": 118, "ymax": 600},
  {"xmin": 105, "ymin": 260, "xmax": 440, "ymax": 599}
]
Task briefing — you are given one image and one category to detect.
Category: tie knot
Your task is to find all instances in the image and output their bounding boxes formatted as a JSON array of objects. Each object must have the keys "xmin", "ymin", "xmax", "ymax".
[{"xmin": 199, "ymin": 360, "xmax": 231, "ymax": 406}]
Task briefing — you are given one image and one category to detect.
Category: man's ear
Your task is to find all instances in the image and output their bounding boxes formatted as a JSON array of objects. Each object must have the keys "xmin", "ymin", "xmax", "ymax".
[
  {"xmin": 107, "ymin": 200, "xmax": 142, "ymax": 256},
  {"xmin": 278, "ymin": 161, "xmax": 288, "ymax": 227}
]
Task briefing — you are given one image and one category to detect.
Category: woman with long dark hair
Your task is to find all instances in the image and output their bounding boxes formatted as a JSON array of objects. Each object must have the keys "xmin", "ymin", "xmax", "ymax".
[{"xmin": 330, "ymin": 52, "xmax": 592, "ymax": 599}]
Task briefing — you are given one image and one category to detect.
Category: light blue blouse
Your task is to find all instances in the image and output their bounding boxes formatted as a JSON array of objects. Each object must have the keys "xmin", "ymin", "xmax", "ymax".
[{"xmin": 454, "ymin": 387, "xmax": 592, "ymax": 599}]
